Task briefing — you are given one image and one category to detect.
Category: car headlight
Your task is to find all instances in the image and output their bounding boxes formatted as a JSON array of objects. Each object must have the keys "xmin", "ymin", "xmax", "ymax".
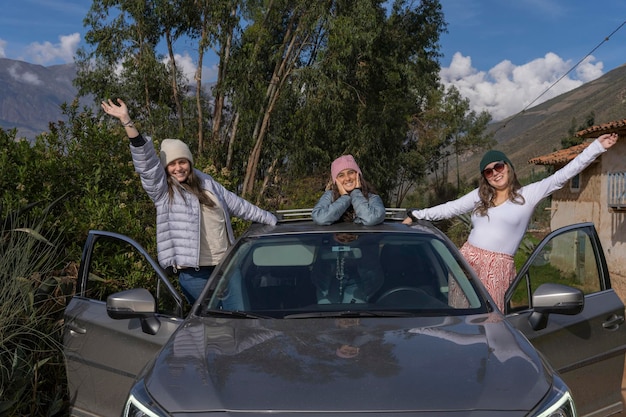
[
  {"xmin": 531, "ymin": 375, "xmax": 577, "ymax": 417},
  {"xmin": 123, "ymin": 379, "xmax": 169, "ymax": 417}
]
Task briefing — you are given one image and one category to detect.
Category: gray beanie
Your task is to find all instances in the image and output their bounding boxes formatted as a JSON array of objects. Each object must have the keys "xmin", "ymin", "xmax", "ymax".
[{"xmin": 160, "ymin": 139, "xmax": 193, "ymax": 166}]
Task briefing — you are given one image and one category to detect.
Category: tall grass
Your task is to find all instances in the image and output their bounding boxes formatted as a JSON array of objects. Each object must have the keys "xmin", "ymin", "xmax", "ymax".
[{"xmin": 0, "ymin": 202, "xmax": 72, "ymax": 416}]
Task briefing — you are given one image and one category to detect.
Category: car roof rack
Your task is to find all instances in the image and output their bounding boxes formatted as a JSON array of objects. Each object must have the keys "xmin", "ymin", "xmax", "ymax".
[{"xmin": 275, "ymin": 208, "xmax": 408, "ymax": 223}]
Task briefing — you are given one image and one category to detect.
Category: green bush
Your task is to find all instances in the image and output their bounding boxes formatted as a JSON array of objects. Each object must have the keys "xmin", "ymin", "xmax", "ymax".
[
  {"xmin": 0, "ymin": 106, "xmax": 281, "ymax": 414},
  {"xmin": 0, "ymin": 202, "xmax": 71, "ymax": 416}
]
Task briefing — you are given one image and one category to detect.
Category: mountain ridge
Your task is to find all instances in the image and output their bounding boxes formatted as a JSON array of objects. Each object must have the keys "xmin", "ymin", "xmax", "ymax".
[
  {"xmin": 453, "ymin": 63, "xmax": 626, "ymax": 182},
  {"xmin": 1, "ymin": 58, "xmax": 625, "ymax": 180},
  {"xmin": 0, "ymin": 58, "xmax": 85, "ymax": 140}
]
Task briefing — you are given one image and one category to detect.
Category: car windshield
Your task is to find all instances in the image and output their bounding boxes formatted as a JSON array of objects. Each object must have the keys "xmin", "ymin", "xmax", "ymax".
[{"xmin": 203, "ymin": 231, "xmax": 485, "ymax": 318}]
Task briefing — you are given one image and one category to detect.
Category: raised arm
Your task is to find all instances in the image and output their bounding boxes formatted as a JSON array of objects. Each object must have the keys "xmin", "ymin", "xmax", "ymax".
[
  {"xmin": 101, "ymin": 98, "xmax": 139, "ymax": 138},
  {"xmin": 597, "ymin": 132, "xmax": 619, "ymax": 149}
]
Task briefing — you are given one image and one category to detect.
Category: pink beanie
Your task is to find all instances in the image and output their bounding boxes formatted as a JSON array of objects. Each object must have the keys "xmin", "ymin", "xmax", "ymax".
[
  {"xmin": 160, "ymin": 139, "xmax": 194, "ymax": 166},
  {"xmin": 331, "ymin": 155, "xmax": 362, "ymax": 183}
]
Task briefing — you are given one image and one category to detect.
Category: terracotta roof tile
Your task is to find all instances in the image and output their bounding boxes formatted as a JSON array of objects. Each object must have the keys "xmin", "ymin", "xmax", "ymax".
[
  {"xmin": 576, "ymin": 119, "xmax": 626, "ymax": 138},
  {"xmin": 528, "ymin": 141, "xmax": 592, "ymax": 165},
  {"xmin": 529, "ymin": 118, "xmax": 625, "ymax": 165}
]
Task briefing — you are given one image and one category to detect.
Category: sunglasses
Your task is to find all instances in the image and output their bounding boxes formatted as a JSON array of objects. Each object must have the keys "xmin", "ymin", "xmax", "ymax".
[{"xmin": 482, "ymin": 162, "xmax": 506, "ymax": 179}]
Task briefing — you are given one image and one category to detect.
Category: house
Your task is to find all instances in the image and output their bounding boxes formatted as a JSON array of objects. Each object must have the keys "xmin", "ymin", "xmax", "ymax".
[{"xmin": 528, "ymin": 119, "xmax": 626, "ymax": 284}]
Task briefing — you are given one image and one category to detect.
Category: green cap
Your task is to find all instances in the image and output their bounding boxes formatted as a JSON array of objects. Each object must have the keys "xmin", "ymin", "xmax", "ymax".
[{"xmin": 480, "ymin": 150, "xmax": 513, "ymax": 173}]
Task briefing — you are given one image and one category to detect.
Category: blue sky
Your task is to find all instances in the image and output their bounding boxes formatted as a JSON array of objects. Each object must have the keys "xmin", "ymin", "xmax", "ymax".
[
  {"xmin": 439, "ymin": 0, "xmax": 626, "ymax": 120},
  {"xmin": 1, "ymin": 0, "xmax": 625, "ymax": 121}
]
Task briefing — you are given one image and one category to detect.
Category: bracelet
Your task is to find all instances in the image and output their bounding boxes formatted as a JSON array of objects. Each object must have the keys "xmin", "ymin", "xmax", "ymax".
[
  {"xmin": 407, "ymin": 208, "xmax": 418, "ymax": 222},
  {"xmin": 122, "ymin": 119, "xmax": 134, "ymax": 127}
]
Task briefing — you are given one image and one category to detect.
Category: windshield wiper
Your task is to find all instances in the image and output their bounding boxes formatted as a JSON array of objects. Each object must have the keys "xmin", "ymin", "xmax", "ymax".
[
  {"xmin": 202, "ymin": 309, "xmax": 272, "ymax": 319},
  {"xmin": 283, "ymin": 310, "xmax": 415, "ymax": 319}
]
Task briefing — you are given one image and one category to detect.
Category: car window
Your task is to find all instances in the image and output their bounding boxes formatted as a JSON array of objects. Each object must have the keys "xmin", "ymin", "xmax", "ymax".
[
  {"xmin": 206, "ymin": 232, "xmax": 484, "ymax": 316},
  {"xmin": 81, "ymin": 234, "xmax": 182, "ymax": 316},
  {"xmin": 252, "ymin": 243, "xmax": 316, "ymax": 266},
  {"xmin": 507, "ymin": 227, "xmax": 602, "ymax": 312}
]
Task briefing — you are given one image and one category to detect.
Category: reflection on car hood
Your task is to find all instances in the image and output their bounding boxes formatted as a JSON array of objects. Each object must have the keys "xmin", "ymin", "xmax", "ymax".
[{"xmin": 145, "ymin": 314, "xmax": 550, "ymax": 414}]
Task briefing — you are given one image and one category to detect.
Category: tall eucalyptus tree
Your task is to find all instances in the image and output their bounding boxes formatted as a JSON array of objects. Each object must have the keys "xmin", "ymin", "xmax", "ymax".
[
  {"xmin": 283, "ymin": 0, "xmax": 447, "ymax": 203},
  {"xmin": 76, "ymin": 0, "xmax": 174, "ymax": 137},
  {"xmin": 75, "ymin": 0, "xmax": 466, "ymax": 209},
  {"xmin": 408, "ymin": 85, "xmax": 493, "ymax": 196}
]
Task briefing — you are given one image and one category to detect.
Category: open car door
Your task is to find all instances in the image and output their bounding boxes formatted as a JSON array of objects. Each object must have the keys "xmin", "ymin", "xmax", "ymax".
[
  {"xmin": 505, "ymin": 223, "xmax": 626, "ymax": 417},
  {"xmin": 63, "ymin": 231, "xmax": 185, "ymax": 417}
]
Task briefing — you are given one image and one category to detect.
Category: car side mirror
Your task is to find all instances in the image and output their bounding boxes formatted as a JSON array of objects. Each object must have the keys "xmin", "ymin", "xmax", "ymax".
[
  {"xmin": 107, "ymin": 288, "xmax": 160, "ymax": 335},
  {"xmin": 529, "ymin": 283, "xmax": 584, "ymax": 330}
]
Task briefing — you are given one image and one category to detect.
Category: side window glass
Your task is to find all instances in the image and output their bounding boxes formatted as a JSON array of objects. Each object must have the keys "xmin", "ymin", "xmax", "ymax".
[
  {"xmin": 570, "ymin": 173, "xmax": 581, "ymax": 192},
  {"xmin": 429, "ymin": 240, "xmax": 482, "ymax": 309},
  {"xmin": 551, "ymin": 229, "xmax": 601, "ymax": 294},
  {"xmin": 508, "ymin": 228, "xmax": 602, "ymax": 312},
  {"xmin": 86, "ymin": 236, "xmax": 182, "ymax": 316}
]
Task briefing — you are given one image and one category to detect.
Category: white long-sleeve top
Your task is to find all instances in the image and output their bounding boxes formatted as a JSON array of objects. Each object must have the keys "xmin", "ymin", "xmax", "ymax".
[{"xmin": 409, "ymin": 139, "xmax": 606, "ymax": 256}]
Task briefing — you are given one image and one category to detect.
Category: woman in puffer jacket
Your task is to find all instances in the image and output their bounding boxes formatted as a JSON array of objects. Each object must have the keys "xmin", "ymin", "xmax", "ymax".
[{"xmin": 102, "ymin": 98, "xmax": 277, "ymax": 304}]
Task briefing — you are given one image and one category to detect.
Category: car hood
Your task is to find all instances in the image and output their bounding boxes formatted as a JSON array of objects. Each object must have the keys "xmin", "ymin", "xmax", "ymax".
[{"xmin": 144, "ymin": 314, "xmax": 550, "ymax": 414}]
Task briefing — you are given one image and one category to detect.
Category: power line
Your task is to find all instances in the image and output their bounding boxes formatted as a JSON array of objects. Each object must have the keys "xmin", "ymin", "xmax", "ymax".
[{"xmin": 497, "ymin": 19, "xmax": 626, "ymax": 132}]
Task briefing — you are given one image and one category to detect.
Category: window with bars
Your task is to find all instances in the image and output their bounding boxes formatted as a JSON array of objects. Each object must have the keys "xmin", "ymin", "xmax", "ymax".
[
  {"xmin": 570, "ymin": 173, "xmax": 581, "ymax": 192},
  {"xmin": 608, "ymin": 172, "xmax": 626, "ymax": 210}
]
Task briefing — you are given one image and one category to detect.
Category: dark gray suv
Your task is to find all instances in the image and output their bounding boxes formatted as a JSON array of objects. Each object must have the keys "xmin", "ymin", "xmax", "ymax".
[{"xmin": 63, "ymin": 209, "xmax": 626, "ymax": 417}]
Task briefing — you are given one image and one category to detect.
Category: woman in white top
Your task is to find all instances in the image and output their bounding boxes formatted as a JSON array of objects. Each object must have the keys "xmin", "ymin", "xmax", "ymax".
[{"xmin": 403, "ymin": 133, "xmax": 619, "ymax": 311}]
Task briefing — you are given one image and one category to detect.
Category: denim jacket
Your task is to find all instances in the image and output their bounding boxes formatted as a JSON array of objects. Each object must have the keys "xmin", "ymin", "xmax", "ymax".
[{"xmin": 311, "ymin": 189, "xmax": 385, "ymax": 226}]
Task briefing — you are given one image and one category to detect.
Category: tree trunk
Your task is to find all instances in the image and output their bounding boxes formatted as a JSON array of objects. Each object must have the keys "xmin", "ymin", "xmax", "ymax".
[
  {"xmin": 226, "ymin": 112, "xmax": 239, "ymax": 171},
  {"xmin": 166, "ymin": 30, "xmax": 184, "ymax": 136},
  {"xmin": 211, "ymin": 5, "xmax": 236, "ymax": 155},
  {"xmin": 195, "ymin": 23, "xmax": 208, "ymax": 155},
  {"xmin": 256, "ymin": 157, "xmax": 278, "ymax": 206},
  {"xmin": 241, "ymin": 16, "xmax": 308, "ymax": 197}
]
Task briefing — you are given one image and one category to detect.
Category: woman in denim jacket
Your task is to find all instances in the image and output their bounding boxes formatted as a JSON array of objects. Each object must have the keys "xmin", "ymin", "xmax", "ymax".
[{"xmin": 312, "ymin": 154, "xmax": 385, "ymax": 226}]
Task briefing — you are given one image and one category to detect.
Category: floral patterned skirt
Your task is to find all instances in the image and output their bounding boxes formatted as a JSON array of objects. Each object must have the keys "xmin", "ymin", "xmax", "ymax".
[{"xmin": 460, "ymin": 242, "xmax": 515, "ymax": 312}]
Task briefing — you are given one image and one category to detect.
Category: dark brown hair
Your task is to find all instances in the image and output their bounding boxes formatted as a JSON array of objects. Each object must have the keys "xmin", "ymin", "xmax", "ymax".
[
  {"xmin": 474, "ymin": 162, "xmax": 524, "ymax": 216},
  {"xmin": 331, "ymin": 174, "xmax": 377, "ymax": 222}
]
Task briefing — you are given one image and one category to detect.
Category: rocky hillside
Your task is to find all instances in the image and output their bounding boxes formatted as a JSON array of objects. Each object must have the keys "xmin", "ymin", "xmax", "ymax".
[
  {"xmin": 1, "ymin": 57, "xmax": 625, "ymax": 174},
  {"xmin": 453, "ymin": 63, "xmax": 626, "ymax": 182},
  {"xmin": 0, "ymin": 58, "xmax": 215, "ymax": 142},
  {"xmin": 0, "ymin": 58, "xmax": 86, "ymax": 140}
]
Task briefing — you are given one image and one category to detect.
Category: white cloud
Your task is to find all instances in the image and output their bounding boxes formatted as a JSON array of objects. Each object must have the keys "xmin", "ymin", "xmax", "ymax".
[
  {"xmin": 24, "ymin": 33, "xmax": 80, "ymax": 65},
  {"xmin": 575, "ymin": 57, "xmax": 604, "ymax": 82},
  {"xmin": 0, "ymin": 39, "xmax": 6, "ymax": 58},
  {"xmin": 440, "ymin": 52, "xmax": 605, "ymax": 121},
  {"xmin": 163, "ymin": 52, "xmax": 219, "ymax": 85},
  {"xmin": 7, "ymin": 64, "xmax": 42, "ymax": 85}
]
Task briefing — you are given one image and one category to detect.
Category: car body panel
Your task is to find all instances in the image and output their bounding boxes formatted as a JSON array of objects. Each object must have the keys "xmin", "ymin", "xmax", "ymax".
[
  {"xmin": 64, "ymin": 297, "xmax": 181, "ymax": 416},
  {"xmin": 62, "ymin": 218, "xmax": 625, "ymax": 416},
  {"xmin": 63, "ymin": 231, "xmax": 184, "ymax": 417},
  {"xmin": 144, "ymin": 315, "xmax": 549, "ymax": 413},
  {"xmin": 505, "ymin": 223, "xmax": 626, "ymax": 416},
  {"xmin": 508, "ymin": 291, "xmax": 626, "ymax": 416}
]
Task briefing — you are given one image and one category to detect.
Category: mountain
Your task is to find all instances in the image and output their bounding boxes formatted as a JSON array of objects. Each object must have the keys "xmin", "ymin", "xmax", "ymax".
[
  {"xmin": 0, "ymin": 58, "xmax": 88, "ymax": 140},
  {"xmin": 2, "ymin": 57, "xmax": 625, "ymax": 172},
  {"xmin": 452, "ymin": 63, "xmax": 626, "ymax": 182},
  {"xmin": 0, "ymin": 58, "xmax": 216, "ymax": 142}
]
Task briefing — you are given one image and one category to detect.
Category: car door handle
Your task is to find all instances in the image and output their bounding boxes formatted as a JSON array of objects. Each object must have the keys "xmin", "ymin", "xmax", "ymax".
[
  {"xmin": 602, "ymin": 314, "xmax": 625, "ymax": 331},
  {"xmin": 66, "ymin": 321, "xmax": 87, "ymax": 335}
]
